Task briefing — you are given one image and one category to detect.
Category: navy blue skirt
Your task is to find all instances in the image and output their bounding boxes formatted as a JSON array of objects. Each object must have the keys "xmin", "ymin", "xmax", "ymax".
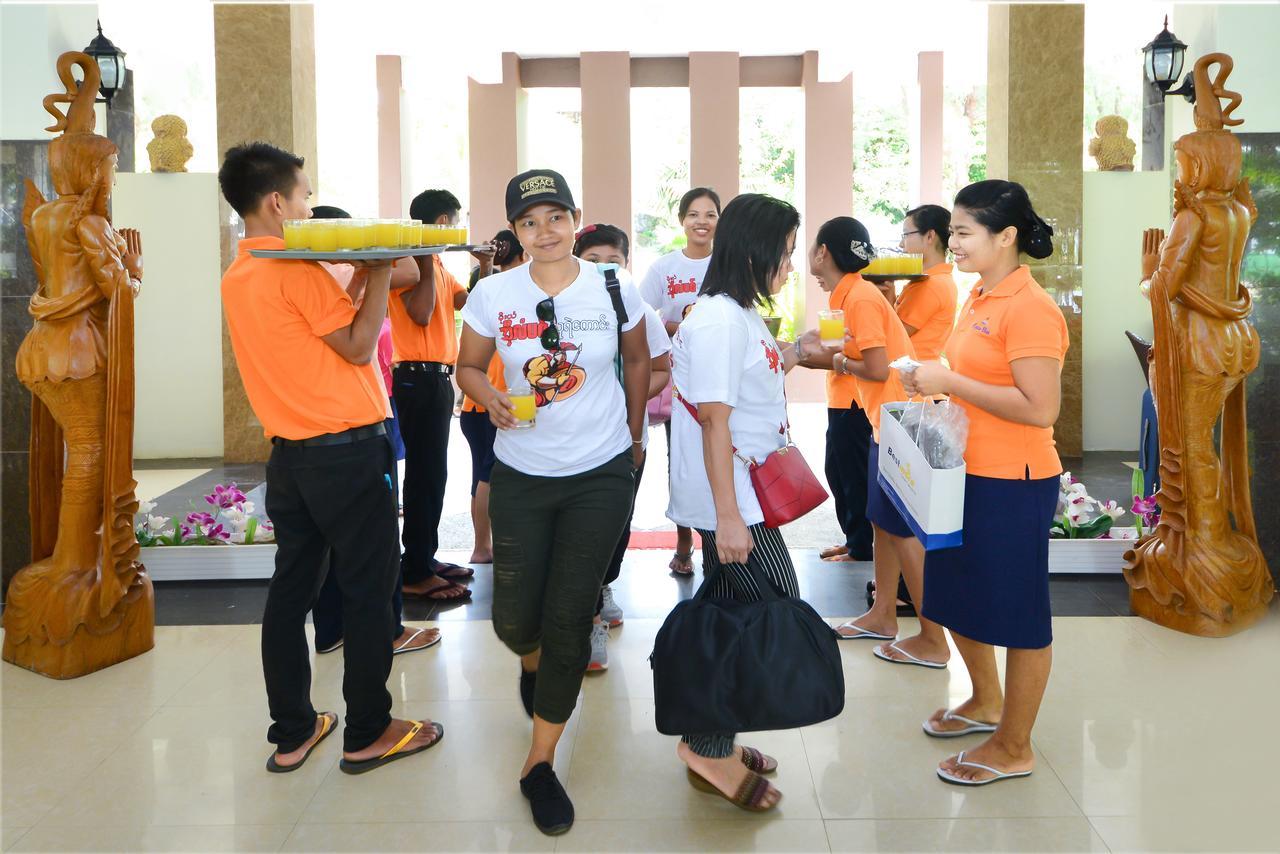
[
  {"xmin": 921, "ymin": 473, "xmax": 1059, "ymax": 649},
  {"xmin": 867, "ymin": 440, "xmax": 913, "ymax": 539}
]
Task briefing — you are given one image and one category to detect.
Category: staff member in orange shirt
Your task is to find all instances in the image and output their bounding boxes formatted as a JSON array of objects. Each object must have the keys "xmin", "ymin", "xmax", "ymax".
[
  {"xmin": 218, "ymin": 142, "xmax": 442, "ymax": 775},
  {"xmin": 895, "ymin": 204, "xmax": 958, "ymax": 362},
  {"xmin": 392, "ymin": 189, "xmax": 493, "ymax": 602},
  {"xmin": 460, "ymin": 230, "xmax": 526, "ymax": 565},
  {"xmin": 807, "ymin": 218, "xmax": 877, "ymax": 564},
  {"xmin": 802, "ymin": 218, "xmax": 950, "ymax": 669},
  {"xmin": 902, "ymin": 180, "xmax": 1067, "ymax": 786}
]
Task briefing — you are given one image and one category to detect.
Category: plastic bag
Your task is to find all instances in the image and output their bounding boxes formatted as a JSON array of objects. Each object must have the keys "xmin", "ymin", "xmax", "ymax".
[{"xmin": 895, "ymin": 399, "xmax": 969, "ymax": 469}]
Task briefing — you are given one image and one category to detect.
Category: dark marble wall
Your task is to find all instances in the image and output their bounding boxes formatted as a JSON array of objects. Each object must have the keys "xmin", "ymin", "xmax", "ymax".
[
  {"xmin": 1, "ymin": 141, "xmax": 51, "ymax": 594},
  {"xmin": 1240, "ymin": 132, "xmax": 1280, "ymax": 579}
]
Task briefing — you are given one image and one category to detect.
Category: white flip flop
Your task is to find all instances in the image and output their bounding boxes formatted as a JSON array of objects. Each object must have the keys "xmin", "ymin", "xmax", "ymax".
[
  {"xmin": 393, "ymin": 627, "xmax": 442, "ymax": 656},
  {"xmin": 834, "ymin": 622, "xmax": 894, "ymax": 641},
  {"xmin": 873, "ymin": 641, "xmax": 947, "ymax": 669},
  {"xmin": 937, "ymin": 750, "xmax": 1033, "ymax": 786},
  {"xmin": 922, "ymin": 710, "xmax": 999, "ymax": 738}
]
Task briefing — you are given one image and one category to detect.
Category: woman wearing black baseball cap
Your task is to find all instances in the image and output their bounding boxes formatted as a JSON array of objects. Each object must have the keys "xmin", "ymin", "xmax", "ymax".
[{"xmin": 456, "ymin": 169, "xmax": 651, "ymax": 836}]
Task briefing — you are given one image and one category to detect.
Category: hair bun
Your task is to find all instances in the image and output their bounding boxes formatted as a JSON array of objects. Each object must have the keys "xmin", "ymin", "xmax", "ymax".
[{"xmin": 1022, "ymin": 228, "xmax": 1054, "ymax": 260}]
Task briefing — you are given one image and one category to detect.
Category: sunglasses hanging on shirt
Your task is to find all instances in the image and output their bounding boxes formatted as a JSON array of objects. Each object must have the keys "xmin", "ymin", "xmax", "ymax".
[{"xmin": 536, "ymin": 297, "xmax": 560, "ymax": 350}]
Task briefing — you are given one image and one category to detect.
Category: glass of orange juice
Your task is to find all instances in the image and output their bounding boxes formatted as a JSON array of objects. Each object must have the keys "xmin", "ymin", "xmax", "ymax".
[
  {"xmin": 453, "ymin": 224, "xmax": 469, "ymax": 245},
  {"xmin": 509, "ymin": 382, "xmax": 537, "ymax": 429},
  {"xmin": 818, "ymin": 309, "xmax": 845, "ymax": 348},
  {"xmin": 310, "ymin": 220, "xmax": 339, "ymax": 253},
  {"xmin": 283, "ymin": 219, "xmax": 307, "ymax": 250},
  {"xmin": 337, "ymin": 219, "xmax": 366, "ymax": 251},
  {"xmin": 373, "ymin": 219, "xmax": 401, "ymax": 249}
]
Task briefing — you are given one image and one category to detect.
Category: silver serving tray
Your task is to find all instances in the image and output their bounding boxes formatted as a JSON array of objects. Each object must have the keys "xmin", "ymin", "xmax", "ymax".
[{"xmin": 248, "ymin": 244, "xmax": 491, "ymax": 260}]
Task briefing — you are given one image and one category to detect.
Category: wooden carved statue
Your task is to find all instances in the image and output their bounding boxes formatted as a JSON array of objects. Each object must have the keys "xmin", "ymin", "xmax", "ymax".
[
  {"xmin": 1124, "ymin": 53, "xmax": 1274, "ymax": 637},
  {"xmin": 3, "ymin": 52, "xmax": 155, "ymax": 678}
]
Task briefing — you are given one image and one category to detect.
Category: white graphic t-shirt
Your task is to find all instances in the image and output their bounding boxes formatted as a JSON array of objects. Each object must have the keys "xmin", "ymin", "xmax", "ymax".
[
  {"xmin": 639, "ymin": 249, "xmax": 712, "ymax": 326},
  {"xmin": 666, "ymin": 294, "xmax": 789, "ymax": 530},
  {"xmin": 461, "ymin": 256, "xmax": 644, "ymax": 477}
]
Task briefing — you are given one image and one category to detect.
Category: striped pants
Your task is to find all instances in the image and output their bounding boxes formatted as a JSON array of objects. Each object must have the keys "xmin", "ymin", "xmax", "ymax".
[{"xmin": 682, "ymin": 523, "xmax": 801, "ymax": 759}]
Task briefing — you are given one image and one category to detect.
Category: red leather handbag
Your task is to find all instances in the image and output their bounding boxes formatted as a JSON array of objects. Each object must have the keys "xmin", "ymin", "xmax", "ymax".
[{"xmin": 677, "ymin": 393, "xmax": 828, "ymax": 528}]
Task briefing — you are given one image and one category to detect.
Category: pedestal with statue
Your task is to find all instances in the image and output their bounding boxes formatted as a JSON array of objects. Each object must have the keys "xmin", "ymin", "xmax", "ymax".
[
  {"xmin": 3, "ymin": 52, "xmax": 154, "ymax": 678},
  {"xmin": 1124, "ymin": 53, "xmax": 1274, "ymax": 636}
]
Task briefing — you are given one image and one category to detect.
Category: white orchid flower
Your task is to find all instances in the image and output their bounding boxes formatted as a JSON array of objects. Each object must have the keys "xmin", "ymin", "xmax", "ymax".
[
  {"xmin": 146, "ymin": 514, "xmax": 171, "ymax": 533},
  {"xmin": 139, "ymin": 500, "xmax": 157, "ymax": 515}
]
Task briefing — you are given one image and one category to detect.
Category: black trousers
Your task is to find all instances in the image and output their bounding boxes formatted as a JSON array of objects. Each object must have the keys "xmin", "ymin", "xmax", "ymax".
[
  {"xmin": 489, "ymin": 452, "xmax": 635, "ymax": 724},
  {"xmin": 312, "ymin": 425, "xmax": 405, "ymax": 650},
  {"xmin": 393, "ymin": 366, "xmax": 454, "ymax": 583},
  {"xmin": 262, "ymin": 434, "xmax": 399, "ymax": 754},
  {"xmin": 825, "ymin": 403, "xmax": 874, "ymax": 560},
  {"xmin": 598, "ymin": 455, "xmax": 645, "ymax": 614}
]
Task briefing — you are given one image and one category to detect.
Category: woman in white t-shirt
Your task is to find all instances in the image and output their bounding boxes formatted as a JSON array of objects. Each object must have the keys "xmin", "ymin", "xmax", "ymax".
[
  {"xmin": 640, "ymin": 186, "xmax": 721, "ymax": 576},
  {"xmin": 667, "ymin": 192, "xmax": 826, "ymax": 813},
  {"xmin": 573, "ymin": 223, "xmax": 673, "ymax": 672},
  {"xmin": 457, "ymin": 170, "xmax": 650, "ymax": 837}
]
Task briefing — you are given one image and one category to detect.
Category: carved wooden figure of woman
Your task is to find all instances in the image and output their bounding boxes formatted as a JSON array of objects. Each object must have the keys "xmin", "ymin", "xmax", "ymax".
[
  {"xmin": 1124, "ymin": 53, "xmax": 1274, "ymax": 637},
  {"xmin": 3, "ymin": 52, "xmax": 155, "ymax": 678}
]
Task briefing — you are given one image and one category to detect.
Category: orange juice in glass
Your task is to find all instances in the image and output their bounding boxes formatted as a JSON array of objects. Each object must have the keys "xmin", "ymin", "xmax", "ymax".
[
  {"xmin": 818, "ymin": 309, "xmax": 845, "ymax": 347},
  {"xmin": 337, "ymin": 219, "xmax": 366, "ymax": 251},
  {"xmin": 283, "ymin": 219, "xmax": 308, "ymax": 250},
  {"xmin": 373, "ymin": 219, "xmax": 401, "ymax": 249},
  {"xmin": 453, "ymin": 225, "xmax": 469, "ymax": 245},
  {"xmin": 310, "ymin": 220, "xmax": 339, "ymax": 252},
  {"xmin": 509, "ymin": 382, "xmax": 537, "ymax": 429}
]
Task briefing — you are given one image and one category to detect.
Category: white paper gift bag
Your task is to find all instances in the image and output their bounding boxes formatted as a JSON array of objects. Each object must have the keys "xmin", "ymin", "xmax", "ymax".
[{"xmin": 877, "ymin": 402, "xmax": 966, "ymax": 550}]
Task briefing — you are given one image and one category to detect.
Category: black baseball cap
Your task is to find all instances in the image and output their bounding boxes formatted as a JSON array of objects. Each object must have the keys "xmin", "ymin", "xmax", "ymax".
[{"xmin": 505, "ymin": 169, "xmax": 576, "ymax": 222}]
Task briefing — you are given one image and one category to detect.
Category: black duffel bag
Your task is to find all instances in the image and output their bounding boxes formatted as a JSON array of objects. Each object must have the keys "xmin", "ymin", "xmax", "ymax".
[{"xmin": 650, "ymin": 557, "xmax": 845, "ymax": 736}]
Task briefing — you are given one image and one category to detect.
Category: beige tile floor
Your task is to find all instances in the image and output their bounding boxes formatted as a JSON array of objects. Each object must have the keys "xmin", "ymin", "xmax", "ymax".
[{"xmin": 2, "ymin": 609, "xmax": 1279, "ymax": 853}]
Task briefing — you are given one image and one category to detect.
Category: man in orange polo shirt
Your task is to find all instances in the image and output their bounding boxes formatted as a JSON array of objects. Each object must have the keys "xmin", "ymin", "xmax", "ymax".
[
  {"xmin": 219, "ymin": 142, "xmax": 442, "ymax": 775},
  {"xmin": 391, "ymin": 189, "xmax": 494, "ymax": 601}
]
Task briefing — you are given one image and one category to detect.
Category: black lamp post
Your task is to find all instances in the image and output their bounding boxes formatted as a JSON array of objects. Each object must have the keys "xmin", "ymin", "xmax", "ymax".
[
  {"xmin": 1142, "ymin": 16, "xmax": 1194, "ymax": 102},
  {"xmin": 83, "ymin": 20, "xmax": 127, "ymax": 106}
]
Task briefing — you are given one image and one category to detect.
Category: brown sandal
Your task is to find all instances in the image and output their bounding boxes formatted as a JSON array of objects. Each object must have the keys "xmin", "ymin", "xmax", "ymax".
[
  {"xmin": 404, "ymin": 579, "xmax": 472, "ymax": 602},
  {"xmin": 739, "ymin": 745, "xmax": 778, "ymax": 774},
  {"xmin": 686, "ymin": 767, "xmax": 780, "ymax": 812}
]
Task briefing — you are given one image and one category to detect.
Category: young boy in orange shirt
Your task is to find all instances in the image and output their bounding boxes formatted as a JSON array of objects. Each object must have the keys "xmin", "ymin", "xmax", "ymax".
[{"xmin": 218, "ymin": 142, "xmax": 442, "ymax": 775}]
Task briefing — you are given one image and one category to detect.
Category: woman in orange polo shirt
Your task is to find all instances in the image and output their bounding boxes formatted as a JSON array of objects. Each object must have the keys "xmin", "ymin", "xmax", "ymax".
[
  {"xmin": 896, "ymin": 204, "xmax": 958, "ymax": 362},
  {"xmin": 901, "ymin": 180, "xmax": 1067, "ymax": 787},
  {"xmin": 803, "ymin": 218, "xmax": 950, "ymax": 669}
]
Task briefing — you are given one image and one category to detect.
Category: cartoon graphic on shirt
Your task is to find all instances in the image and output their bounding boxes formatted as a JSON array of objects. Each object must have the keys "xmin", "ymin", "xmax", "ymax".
[
  {"xmin": 681, "ymin": 302, "xmax": 697, "ymax": 320},
  {"xmin": 762, "ymin": 340, "xmax": 782, "ymax": 374},
  {"xmin": 523, "ymin": 343, "xmax": 587, "ymax": 407}
]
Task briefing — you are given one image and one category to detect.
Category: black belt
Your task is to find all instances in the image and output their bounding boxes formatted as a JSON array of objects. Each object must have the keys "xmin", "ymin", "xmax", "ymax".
[
  {"xmin": 396, "ymin": 361, "xmax": 454, "ymax": 376},
  {"xmin": 272, "ymin": 422, "xmax": 387, "ymax": 448}
]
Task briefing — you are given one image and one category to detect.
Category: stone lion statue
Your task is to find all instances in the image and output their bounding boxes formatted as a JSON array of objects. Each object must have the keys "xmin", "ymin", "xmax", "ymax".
[
  {"xmin": 146, "ymin": 114, "xmax": 193, "ymax": 173},
  {"xmin": 1089, "ymin": 115, "xmax": 1136, "ymax": 172}
]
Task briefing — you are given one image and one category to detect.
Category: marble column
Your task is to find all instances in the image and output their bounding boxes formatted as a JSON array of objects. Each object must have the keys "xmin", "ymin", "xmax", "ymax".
[
  {"xmin": 213, "ymin": 3, "xmax": 318, "ymax": 463},
  {"xmin": 789, "ymin": 51, "xmax": 852, "ymax": 403},
  {"xmin": 580, "ymin": 52, "xmax": 632, "ymax": 237},
  {"xmin": 1, "ymin": 143, "xmax": 51, "ymax": 593},
  {"xmin": 987, "ymin": 3, "xmax": 1085, "ymax": 458},
  {"xmin": 106, "ymin": 69, "xmax": 135, "ymax": 174},
  {"xmin": 917, "ymin": 52, "xmax": 944, "ymax": 206},
  {"xmin": 376, "ymin": 55, "xmax": 403, "ymax": 219},
  {"xmin": 689, "ymin": 52, "xmax": 740, "ymax": 201},
  {"xmin": 468, "ymin": 53, "xmax": 521, "ymax": 244}
]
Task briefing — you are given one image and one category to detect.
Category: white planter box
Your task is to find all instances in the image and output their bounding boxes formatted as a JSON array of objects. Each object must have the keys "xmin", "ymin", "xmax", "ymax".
[
  {"xmin": 141, "ymin": 544, "xmax": 277, "ymax": 581},
  {"xmin": 1048, "ymin": 528, "xmax": 1137, "ymax": 575}
]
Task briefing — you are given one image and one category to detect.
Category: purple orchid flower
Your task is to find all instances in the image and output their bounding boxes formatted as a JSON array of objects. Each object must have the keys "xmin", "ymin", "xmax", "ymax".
[
  {"xmin": 187, "ymin": 511, "xmax": 217, "ymax": 526},
  {"xmin": 206, "ymin": 523, "xmax": 231, "ymax": 542},
  {"xmin": 205, "ymin": 483, "xmax": 248, "ymax": 510},
  {"xmin": 180, "ymin": 524, "xmax": 193, "ymax": 539},
  {"xmin": 1131, "ymin": 494, "xmax": 1160, "ymax": 529}
]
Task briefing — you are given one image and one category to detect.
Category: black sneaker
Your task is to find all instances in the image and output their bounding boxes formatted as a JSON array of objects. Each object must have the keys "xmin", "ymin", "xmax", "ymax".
[
  {"xmin": 519, "ymin": 667, "xmax": 536, "ymax": 719},
  {"xmin": 520, "ymin": 762, "xmax": 574, "ymax": 835}
]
